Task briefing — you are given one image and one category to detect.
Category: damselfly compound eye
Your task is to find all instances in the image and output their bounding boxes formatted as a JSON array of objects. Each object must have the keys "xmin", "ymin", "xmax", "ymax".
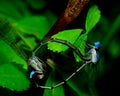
[{"xmin": 94, "ymin": 41, "xmax": 101, "ymax": 49}]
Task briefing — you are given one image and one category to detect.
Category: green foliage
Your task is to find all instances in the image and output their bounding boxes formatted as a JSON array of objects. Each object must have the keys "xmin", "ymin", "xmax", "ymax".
[
  {"xmin": 0, "ymin": 0, "xmax": 119, "ymax": 96},
  {"xmin": 46, "ymin": 5, "xmax": 101, "ymax": 96},
  {"xmin": 102, "ymin": 15, "xmax": 120, "ymax": 49},
  {"xmin": 26, "ymin": 0, "xmax": 46, "ymax": 10},
  {"xmin": 73, "ymin": 34, "xmax": 87, "ymax": 62},
  {"xmin": 0, "ymin": 0, "xmax": 57, "ymax": 91},
  {"xmin": 85, "ymin": 5, "xmax": 101, "ymax": 33},
  {"xmin": 48, "ymin": 5, "xmax": 101, "ymax": 62},
  {"xmin": 0, "ymin": 0, "xmax": 29, "ymax": 22},
  {"xmin": 48, "ymin": 29, "xmax": 83, "ymax": 52},
  {"xmin": 15, "ymin": 16, "xmax": 50, "ymax": 40},
  {"xmin": 0, "ymin": 0, "xmax": 56, "ymax": 52},
  {"xmin": 0, "ymin": 39, "xmax": 30, "ymax": 91},
  {"xmin": 0, "ymin": 1, "xmax": 102, "ymax": 95}
]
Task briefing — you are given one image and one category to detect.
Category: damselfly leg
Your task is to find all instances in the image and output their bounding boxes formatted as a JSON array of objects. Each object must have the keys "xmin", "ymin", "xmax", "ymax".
[{"xmin": 36, "ymin": 62, "xmax": 89, "ymax": 89}]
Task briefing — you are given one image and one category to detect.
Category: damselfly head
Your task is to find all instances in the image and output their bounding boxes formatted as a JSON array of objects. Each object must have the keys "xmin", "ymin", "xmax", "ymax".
[{"xmin": 94, "ymin": 41, "xmax": 101, "ymax": 49}]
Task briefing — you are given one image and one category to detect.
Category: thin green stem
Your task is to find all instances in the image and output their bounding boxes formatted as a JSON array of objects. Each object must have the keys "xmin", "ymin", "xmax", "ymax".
[{"xmin": 102, "ymin": 15, "xmax": 120, "ymax": 51}]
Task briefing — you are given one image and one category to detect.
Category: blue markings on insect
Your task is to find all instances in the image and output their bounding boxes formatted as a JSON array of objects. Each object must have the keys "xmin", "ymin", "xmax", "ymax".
[
  {"xmin": 30, "ymin": 71, "xmax": 35, "ymax": 78},
  {"xmin": 91, "ymin": 41, "xmax": 100, "ymax": 64},
  {"xmin": 96, "ymin": 52, "xmax": 100, "ymax": 61},
  {"xmin": 94, "ymin": 41, "xmax": 101, "ymax": 49}
]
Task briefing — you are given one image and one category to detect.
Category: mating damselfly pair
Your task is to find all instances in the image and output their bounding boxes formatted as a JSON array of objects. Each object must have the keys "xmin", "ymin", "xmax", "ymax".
[{"xmin": 28, "ymin": 38, "xmax": 100, "ymax": 89}]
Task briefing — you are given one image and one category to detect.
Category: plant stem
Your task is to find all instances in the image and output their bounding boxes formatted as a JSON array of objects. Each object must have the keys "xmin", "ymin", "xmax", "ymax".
[{"xmin": 46, "ymin": 0, "xmax": 90, "ymax": 37}]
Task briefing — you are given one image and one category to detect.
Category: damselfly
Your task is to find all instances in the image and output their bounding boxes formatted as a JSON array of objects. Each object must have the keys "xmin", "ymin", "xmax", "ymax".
[{"xmin": 29, "ymin": 38, "xmax": 100, "ymax": 89}]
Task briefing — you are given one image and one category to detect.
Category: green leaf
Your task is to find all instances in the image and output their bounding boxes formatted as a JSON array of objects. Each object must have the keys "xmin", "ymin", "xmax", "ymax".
[
  {"xmin": 0, "ymin": 0, "xmax": 29, "ymax": 22},
  {"xmin": 85, "ymin": 5, "xmax": 101, "ymax": 33},
  {"xmin": 0, "ymin": 39, "xmax": 30, "ymax": 91},
  {"xmin": 0, "ymin": 17, "xmax": 42, "ymax": 57},
  {"xmin": 17, "ymin": 37, "xmax": 37, "ymax": 51},
  {"xmin": 0, "ymin": 2, "xmax": 21, "ymax": 20},
  {"xmin": 16, "ymin": 16, "xmax": 50, "ymax": 40},
  {"xmin": 74, "ymin": 34, "xmax": 88, "ymax": 62},
  {"xmin": 102, "ymin": 15, "xmax": 120, "ymax": 49},
  {"xmin": 26, "ymin": 0, "xmax": 46, "ymax": 9},
  {"xmin": 43, "ymin": 70, "xmax": 65, "ymax": 96},
  {"xmin": 15, "ymin": 16, "xmax": 50, "ymax": 40},
  {"xmin": 0, "ymin": 63, "xmax": 30, "ymax": 91},
  {"xmin": 48, "ymin": 29, "xmax": 83, "ymax": 52}
]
